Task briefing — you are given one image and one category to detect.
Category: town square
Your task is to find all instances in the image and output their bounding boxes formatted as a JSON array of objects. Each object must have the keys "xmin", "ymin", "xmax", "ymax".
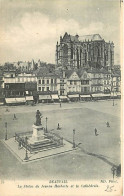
[{"xmin": 0, "ymin": 99, "xmax": 121, "ymax": 180}]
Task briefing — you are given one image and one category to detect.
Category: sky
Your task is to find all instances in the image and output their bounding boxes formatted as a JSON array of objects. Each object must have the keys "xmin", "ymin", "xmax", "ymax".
[{"xmin": 0, "ymin": 0, "xmax": 121, "ymax": 64}]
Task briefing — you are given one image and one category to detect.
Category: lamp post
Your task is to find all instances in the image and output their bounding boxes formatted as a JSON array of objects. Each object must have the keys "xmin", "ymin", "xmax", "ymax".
[
  {"xmin": 113, "ymin": 90, "xmax": 114, "ymax": 106},
  {"xmin": 24, "ymin": 136, "xmax": 28, "ymax": 161},
  {"xmin": 46, "ymin": 117, "xmax": 48, "ymax": 133},
  {"xmin": 5, "ymin": 122, "xmax": 7, "ymax": 140},
  {"xmin": 73, "ymin": 129, "xmax": 76, "ymax": 148}
]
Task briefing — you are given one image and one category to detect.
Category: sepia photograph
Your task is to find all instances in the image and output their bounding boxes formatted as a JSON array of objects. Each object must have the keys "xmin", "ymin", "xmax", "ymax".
[{"xmin": 0, "ymin": 0, "xmax": 123, "ymax": 195}]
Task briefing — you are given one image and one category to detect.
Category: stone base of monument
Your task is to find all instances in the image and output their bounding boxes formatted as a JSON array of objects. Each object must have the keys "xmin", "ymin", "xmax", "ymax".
[{"xmin": 1, "ymin": 136, "xmax": 76, "ymax": 163}]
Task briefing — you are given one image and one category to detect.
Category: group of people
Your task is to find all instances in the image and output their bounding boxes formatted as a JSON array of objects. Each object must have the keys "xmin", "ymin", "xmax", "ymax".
[{"xmin": 94, "ymin": 121, "xmax": 110, "ymax": 136}]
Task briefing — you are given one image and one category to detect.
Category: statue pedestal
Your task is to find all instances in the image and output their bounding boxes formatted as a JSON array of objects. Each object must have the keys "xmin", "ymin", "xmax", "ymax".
[{"xmin": 29, "ymin": 124, "xmax": 46, "ymax": 144}]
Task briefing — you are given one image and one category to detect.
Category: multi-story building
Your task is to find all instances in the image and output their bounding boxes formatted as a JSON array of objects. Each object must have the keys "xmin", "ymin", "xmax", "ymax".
[
  {"xmin": 102, "ymin": 69, "xmax": 111, "ymax": 93},
  {"xmin": 78, "ymin": 69, "xmax": 91, "ymax": 94},
  {"xmin": 0, "ymin": 72, "xmax": 4, "ymax": 105},
  {"xmin": 36, "ymin": 72, "xmax": 60, "ymax": 103},
  {"xmin": 3, "ymin": 70, "xmax": 37, "ymax": 105},
  {"xmin": 111, "ymin": 72, "xmax": 121, "ymax": 93},
  {"xmin": 87, "ymin": 69, "xmax": 104, "ymax": 93},
  {"xmin": 56, "ymin": 32, "xmax": 114, "ymax": 70},
  {"xmin": 65, "ymin": 70, "xmax": 81, "ymax": 101}
]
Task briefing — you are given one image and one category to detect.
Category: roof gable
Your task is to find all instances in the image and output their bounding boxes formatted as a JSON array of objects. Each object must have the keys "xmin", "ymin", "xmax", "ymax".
[
  {"xmin": 80, "ymin": 71, "xmax": 90, "ymax": 79},
  {"xmin": 68, "ymin": 71, "xmax": 80, "ymax": 80}
]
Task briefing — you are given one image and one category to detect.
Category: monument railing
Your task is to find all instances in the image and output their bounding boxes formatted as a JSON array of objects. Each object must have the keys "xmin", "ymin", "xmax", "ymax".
[{"xmin": 44, "ymin": 132, "xmax": 63, "ymax": 145}]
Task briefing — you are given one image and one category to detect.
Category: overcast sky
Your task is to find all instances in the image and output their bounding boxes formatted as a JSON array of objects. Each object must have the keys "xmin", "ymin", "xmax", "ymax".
[{"xmin": 0, "ymin": 0, "xmax": 121, "ymax": 64}]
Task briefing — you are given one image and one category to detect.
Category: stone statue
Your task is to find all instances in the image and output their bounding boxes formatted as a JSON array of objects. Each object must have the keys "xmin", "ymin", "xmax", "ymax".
[{"xmin": 35, "ymin": 110, "xmax": 42, "ymax": 126}]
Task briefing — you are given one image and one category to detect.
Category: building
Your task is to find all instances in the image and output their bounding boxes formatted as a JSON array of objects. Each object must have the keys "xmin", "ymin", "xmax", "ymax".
[
  {"xmin": 36, "ymin": 70, "xmax": 60, "ymax": 103},
  {"xmin": 3, "ymin": 70, "xmax": 37, "ymax": 105},
  {"xmin": 56, "ymin": 32, "xmax": 114, "ymax": 70},
  {"xmin": 65, "ymin": 70, "xmax": 81, "ymax": 101},
  {"xmin": 111, "ymin": 71, "xmax": 121, "ymax": 94},
  {"xmin": 0, "ymin": 72, "xmax": 4, "ymax": 105}
]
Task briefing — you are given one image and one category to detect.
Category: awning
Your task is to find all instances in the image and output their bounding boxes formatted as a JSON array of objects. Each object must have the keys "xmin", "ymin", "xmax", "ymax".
[
  {"xmin": 92, "ymin": 93, "xmax": 105, "ymax": 97},
  {"xmin": 110, "ymin": 93, "xmax": 118, "ymax": 97},
  {"xmin": 92, "ymin": 93, "xmax": 111, "ymax": 97},
  {"xmin": 80, "ymin": 95, "xmax": 90, "ymax": 98},
  {"xmin": 26, "ymin": 96, "xmax": 34, "ymax": 101},
  {"xmin": 39, "ymin": 95, "xmax": 51, "ymax": 100},
  {"xmin": 15, "ymin": 97, "xmax": 26, "ymax": 103},
  {"xmin": 68, "ymin": 94, "xmax": 79, "ymax": 98},
  {"xmin": 102, "ymin": 94, "xmax": 111, "ymax": 97},
  {"xmin": 51, "ymin": 94, "xmax": 59, "ymax": 100},
  {"xmin": 59, "ymin": 96, "xmax": 67, "ymax": 99},
  {"xmin": 5, "ymin": 98, "xmax": 16, "ymax": 104},
  {"xmin": 5, "ymin": 97, "xmax": 26, "ymax": 104}
]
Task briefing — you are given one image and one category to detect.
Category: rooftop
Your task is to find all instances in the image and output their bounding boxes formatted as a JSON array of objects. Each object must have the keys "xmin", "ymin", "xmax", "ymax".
[{"xmin": 79, "ymin": 34, "xmax": 103, "ymax": 42}]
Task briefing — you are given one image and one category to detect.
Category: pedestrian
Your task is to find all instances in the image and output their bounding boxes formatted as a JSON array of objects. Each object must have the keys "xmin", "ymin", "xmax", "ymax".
[
  {"xmin": 13, "ymin": 114, "xmax": 17, "ymax": 120},
  {"xmin": 57, "ymin": 123, "xmax": 61, "ymax": 130},
  {"xmin": 57, "ymin": 123, "xmax": 60, "ymax": 129},
  {"xmin": 106, "ymin": 122, "xmax": 110, "ymax": 127},
  {"xmin": 111, "ymin": 166, "xmax": 117, "ymax": 179},
  {"xmin": 94, "ymin": 128, "xmax": 98, "ymax": 136},
  {"xmin": 6, "ymin": 108, "xmax": 9, "ymax": 112}
]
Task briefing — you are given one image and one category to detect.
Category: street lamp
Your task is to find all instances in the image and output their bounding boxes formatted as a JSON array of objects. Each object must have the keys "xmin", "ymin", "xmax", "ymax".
[
  {"xmin": 24, "ymin": 136, "xmax": 28, "ymax": 161},
  {"xmin": 113, "ymin": 91, "xmax": 114, "ymax": 106},
  {"xmin": 73, "ymin": 129, "xmax": 76, "ymax": 148},
  {"xmin": 5, "ymin": 122, "xmax": 7, "ymax": 140},
  {"xmin": 46, "ymin": 117, "xmax": 48, "ymax": 133}
]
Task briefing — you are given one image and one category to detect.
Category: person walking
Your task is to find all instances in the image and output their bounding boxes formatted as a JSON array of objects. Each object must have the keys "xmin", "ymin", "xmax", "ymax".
[
  {"xmin": 94, "ymin": 128, "xmax": 98, "ymax": 136},
  {"xmin": 57, "ymin": 123, "xmax": 61, "ymax": 130},
  {"xmin": 106, "ymin": 122, "xmax": 110, "ymax": 127},
  {"xmin": 13, "ymin": 114, "xmax": 17, "ymax": 120}
]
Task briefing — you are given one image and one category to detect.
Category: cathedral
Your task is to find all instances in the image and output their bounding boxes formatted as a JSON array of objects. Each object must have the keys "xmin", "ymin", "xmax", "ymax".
[{"xmin": 55, "ymin": 32, "xmax": 114, "ymax": 70}]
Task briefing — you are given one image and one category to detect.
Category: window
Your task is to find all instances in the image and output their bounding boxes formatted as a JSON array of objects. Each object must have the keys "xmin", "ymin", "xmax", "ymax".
[
  {"xmin": 71, "ymin": 47, "xmax": 73, "ymax": 59},
  {"xmin": 104, "ymin": 81, "xmax": 106, "ymax": 85},
  {"xmin": 6, "ymin": 85, "xmax": 9, "ymax": 89},
  {"xmin": 39, "ymin": 79, "xmax": 41, "ymax": 84},
  {"xmin": 54, "ymin": 79, "xmax": 57, "ymax": 84},
  {"xmin": 11, "ymin": 74, "xmax": 13, "ymax": 78},
  {"xmin": 47, "ymin": 87, "xmax": 49, "ymax": 91},
  {"xmin": 70, "ymin": 81, "xmax": 72, "ymax": 85},
  {"xmin": 42, "ymin": 79, "xmax": 44, "ymax": 84},
  {"xmin": 84, "ymin": 87, "xmax": 87, "ymax": 92},
  {"xmin": 47, "ymin": 79, "xmax": 49, "ymax": 84},
  {"xmin": 97, "ymin": 79, "xmax": 101, "ymax": 84},
  {"xmin": 51, "ymin": 79, "xmax": 53, "ymax": 84},
  {"xmin": 74, "ymin": 81, "xmax": 76, "ymax": 85},
  {"xmin": 81, "ymin": 80, "xmax": 89, "ymax": 85},
  {"xmin": 38, "ymin": 87, "xmax": 41, "ymax": 91},
  {"xmin": 42, "ymin": 87, "xmax": 44, "ymax": 91}
]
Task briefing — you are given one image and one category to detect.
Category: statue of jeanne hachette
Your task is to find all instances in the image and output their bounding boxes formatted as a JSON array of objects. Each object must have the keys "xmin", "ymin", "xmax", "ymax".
[{"xmin": 35, "ymin": 110, "xmax": 42, "ymax": 126}]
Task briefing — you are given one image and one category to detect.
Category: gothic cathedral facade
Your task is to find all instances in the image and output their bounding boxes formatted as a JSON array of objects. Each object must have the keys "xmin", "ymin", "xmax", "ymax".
[{"xmin": 55, "ymin": 32, "xmax": 114, "ymax": 70}]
